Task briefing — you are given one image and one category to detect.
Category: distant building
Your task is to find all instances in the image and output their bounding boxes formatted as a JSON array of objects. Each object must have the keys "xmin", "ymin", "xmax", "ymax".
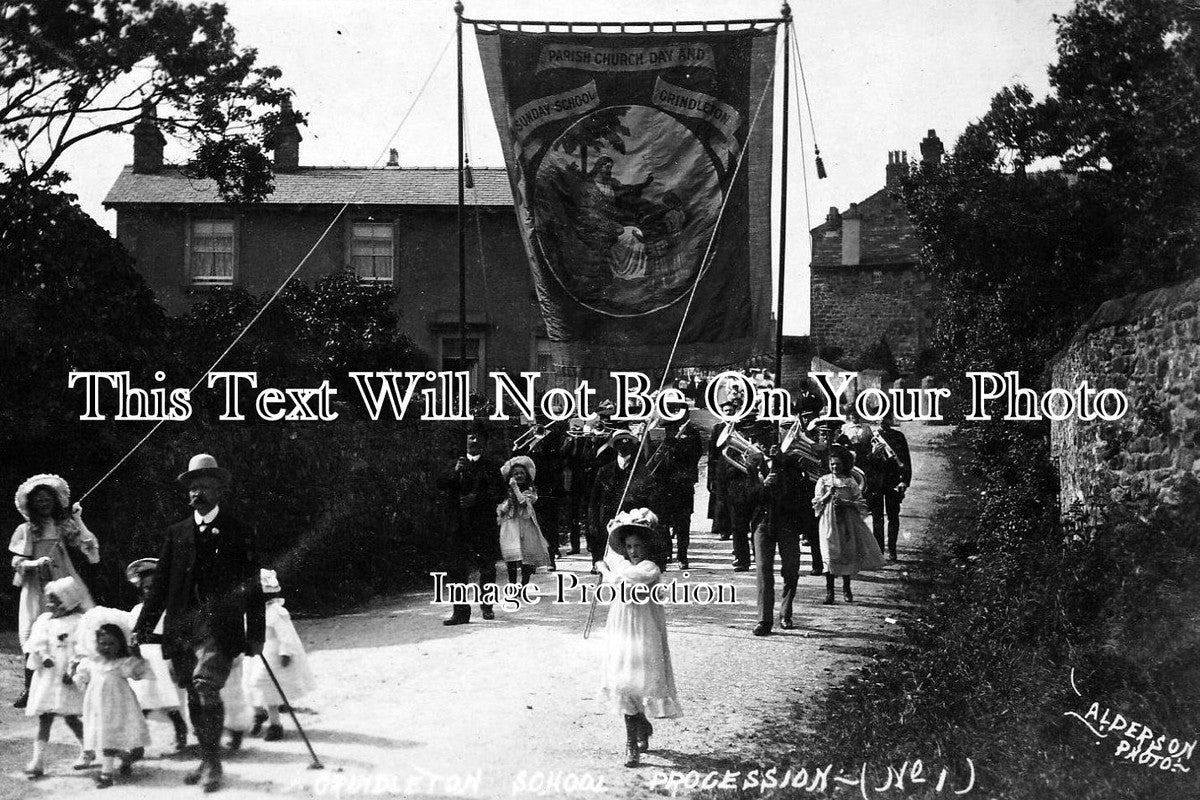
[
  {"xmin": 808, "ymin": 130, "xmax": 943, "ymax": 372},
  {"xmin": 103, "ymin": 103, "xmax": 545, "ymax": 385}
]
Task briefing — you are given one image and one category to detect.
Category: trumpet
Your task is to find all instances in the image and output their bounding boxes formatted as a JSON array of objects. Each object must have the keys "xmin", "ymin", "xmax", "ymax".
[
  {"xmin": 716, "ymin": 423, "xmax": 768, "ymax": 475},
  {"xmin": 512, "ymin": 424, "xmax": 549, "ymax": 452},
  {"xmin": 872, "ymin": 428, "xmax": 904, "ymax": 469}
]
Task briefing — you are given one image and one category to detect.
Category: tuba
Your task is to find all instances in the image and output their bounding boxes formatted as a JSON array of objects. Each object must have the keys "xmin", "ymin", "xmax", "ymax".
[
  {"xmin": 779, "ymin": 417, "xmax": 825, "ymax": 482},
  {"xmin": 716, "ymin": 423, "xmax": 767, "ymax": 475}
]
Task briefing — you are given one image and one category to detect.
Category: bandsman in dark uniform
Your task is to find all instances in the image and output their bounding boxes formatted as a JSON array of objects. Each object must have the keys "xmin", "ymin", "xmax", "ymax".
[{"xmin": 647, "ymin": 416, "xmax": 703, "ymax": 570}]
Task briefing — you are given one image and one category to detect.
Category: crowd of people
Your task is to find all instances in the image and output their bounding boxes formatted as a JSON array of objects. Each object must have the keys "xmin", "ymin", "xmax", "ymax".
[
  {"xmin": 8, "ymin": 463, "xmax": 315, "ymax": 792},
  {"xmin": 439, "ymin": 377, "xmax": 915, "ymax": 764},
  {"xmin": 7, "ymin": 375, "xmax": 916, "ymax": 782}
]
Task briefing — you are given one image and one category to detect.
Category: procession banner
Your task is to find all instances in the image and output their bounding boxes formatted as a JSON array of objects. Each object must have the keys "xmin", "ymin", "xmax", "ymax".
[{"xmin": 476, "ymin": 25, "xmax": 777, "ymax": 370}]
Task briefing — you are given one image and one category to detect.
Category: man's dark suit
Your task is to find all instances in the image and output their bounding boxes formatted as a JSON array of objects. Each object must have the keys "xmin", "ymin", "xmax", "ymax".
[
  {"xmin": 649, "ymin": 424, "xmax": 703, "ymax": 565},
  {"xmin": 752, "ymin": 453, "xmax": 809, "ymax": 631},
  {"xmin": 863, "ymin": 426, "xmax": 912, "ymax": 558},
  {"xmin": 438, "ymin": 456, "xmax": 502, "ymax": 620},
  {"xmin": 588, "ymin": 458, "xmax": 652, "ymax": 562},
  {"xmin": 706, "ymin": 422, "xmax": 729, "ymax": 538},
  {"xmin": 134, "ymin": 510, "xmax": 264, "ymax": 766}
]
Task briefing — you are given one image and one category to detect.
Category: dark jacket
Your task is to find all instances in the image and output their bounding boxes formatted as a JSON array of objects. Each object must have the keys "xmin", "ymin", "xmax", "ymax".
[
  {"xmin": 588, "ymin": 459, "xmax": 652, "ymax": 540},
  {"xmin": 650, "ymin": 424, "xmax": 703, "ymax": 514},
  {"xmin": 865, "ymin": 427, "xmax": 912, "ymax": 492},
  {"xmin": 134, "ymin": 510, "xmax": 265, "ymax": 660},
  {"xmin": 751, "ymin": 453, "xmax": 813, "ymax": 532},
  {"xmin": 437, "ymin": 455, "xmax": 502, "ymax": 556}
]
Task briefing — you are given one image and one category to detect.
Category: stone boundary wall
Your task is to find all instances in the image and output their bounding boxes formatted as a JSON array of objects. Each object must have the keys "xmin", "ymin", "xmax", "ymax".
[{"xmin": 1050, "ymin": 273, "xmax": 1200, "ymax": 515}]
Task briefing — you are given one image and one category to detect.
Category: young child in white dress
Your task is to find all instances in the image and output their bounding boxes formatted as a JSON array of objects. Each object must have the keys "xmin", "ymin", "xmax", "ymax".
[
  {"xmin": 245, "ymin": 569, "xmax": 316, "ymax": 741},
  {"xmin": 22, "ymin": 576, "xmax": 90, "ymax": 778},
  {"xmin": 74, "ymin": 623, "xmax": 151, "ymax": 788},
  {"xmin": 124, "ymin": 558, "xmax": 189, "ymax": 752},
  {"xmin": 596, "ymin": 508, "xmax": 681, "ymax": 768},
  {"xmin": 812, "ymin": 445, "xmax": 885, "ymax": 604},
  {"xmin": 497, "ymin": 456, "xmax": 551, "ymax": 586}
]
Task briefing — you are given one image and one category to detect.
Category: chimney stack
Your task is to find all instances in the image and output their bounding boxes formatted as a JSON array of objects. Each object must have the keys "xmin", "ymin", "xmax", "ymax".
[
  {"xmin": 385, "ymin": 148, "xmax": 399, "ymax": 167},
  {"xmin": 270, "ymin": 97, "xmax": 302, "ymax": 172},
  {"xmin": 825, "ymin": 206, "xmax": 840, "ymax": 226},
  {"xmin": 841, "ymin": 203, "xmax": 861, "ymax": 266},
  {"xmin": 132, "ymin": 101, "xmax": 165, "ymax": 174},
  {"xmin": 920, "ymin": 129, "xmax": 945, "ymax": 166},
  {"xmin": 885, "ymin": 150, "xmax": 908, "ymax": 188}
]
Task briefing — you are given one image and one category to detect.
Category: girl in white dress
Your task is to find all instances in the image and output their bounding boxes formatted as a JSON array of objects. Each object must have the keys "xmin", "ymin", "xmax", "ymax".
[
  {"xmin": 22, "ymin": 576, "xmax": 89, "ymax": 778},
  {"xmin": 812, "ymin": 445, "xmax": 885, "ymax": 604},
  {"xmin": 497, "ymin": 456, "xmax": 551, "ymax": 586},
  {"xmin": 124, "ymin": 558, "xmax": 189, "ymax": 751},
  {"xmin": 10, "ymin": 474, "xmax": 100, "ymax": 707},
  {"xmin": 74, "ymin": 623, "xmax": 151, "ymax": 788},
  {"xmin": 245, "ymin": 569, "xmax": 316, "ymax": 741},
  {"xmin": 596, "ymin": 508, "xmax": 681, "ymax": 768}
]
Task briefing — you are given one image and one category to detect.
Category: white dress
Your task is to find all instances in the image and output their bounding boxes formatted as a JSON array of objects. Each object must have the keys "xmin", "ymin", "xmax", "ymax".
[
  {"xmin": 24, "ymin": 611, "xmax": 86, "ymax": 716},
  {"xmin": 245, "ymin": 599, "xmax": 316, "ymax": 706},
  {"xmin": 813, "ymin": 473, "xmax": 885, "ymax": 576},
  {"xmin": 126, "ymin": 603, "xmax": 184, "ymax": 710},
  {"xmin": 598, "ymin": 556, "xmax": 682, "ymax": 719},
  {"xmin": 497, "ymin": 486, "xmax": 551, "ymax": 567},
  {"xmin": 9, "ymin": 520, "xmax": 98, "ymax": 648},
  {"xmin": 222, "ymin": 657, "xmax": 253, "ymax": 732},
  {"xmin": 75, "ymin": 657, "xmax": 151, "ymax": 752}
]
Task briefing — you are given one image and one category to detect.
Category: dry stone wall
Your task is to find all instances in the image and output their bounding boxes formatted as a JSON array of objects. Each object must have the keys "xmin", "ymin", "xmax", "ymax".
[{"xmin": 1050, "ymin": 274, "xmax": 1200, "ymax": 516}]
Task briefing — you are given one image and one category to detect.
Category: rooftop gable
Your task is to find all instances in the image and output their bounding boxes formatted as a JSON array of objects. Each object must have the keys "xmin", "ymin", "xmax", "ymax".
[{"xmin": 103, "ymin": 165, "xmax": 514, "ymax": 207}]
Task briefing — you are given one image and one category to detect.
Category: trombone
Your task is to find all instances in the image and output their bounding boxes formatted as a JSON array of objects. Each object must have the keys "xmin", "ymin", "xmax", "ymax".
[
  {"xmin": 645, "ymin": 419, "xmax": 691, "ymax": 476},
  {"xmin": 512, "ymin": 424, "xmax": 549, "ymax": 452}
]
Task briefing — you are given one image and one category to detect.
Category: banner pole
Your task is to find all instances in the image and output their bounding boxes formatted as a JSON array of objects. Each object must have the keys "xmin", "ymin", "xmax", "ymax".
[
  {"xmin": 774, "ymin": 5, "xmax": 792, "ymax": 388},
  {"xmin": 456, "ymin": 1, "xmax": 467, "ymax": 372}
]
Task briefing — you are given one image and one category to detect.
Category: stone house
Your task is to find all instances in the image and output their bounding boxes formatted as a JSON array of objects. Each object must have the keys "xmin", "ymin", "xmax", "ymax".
[
  {"xmin": 808, "ymin": 130, "xmax": 944, "ymax": 372},
  {"xmin": 102, "ymin": 105, "xmax": 546, "ymax": 386}
]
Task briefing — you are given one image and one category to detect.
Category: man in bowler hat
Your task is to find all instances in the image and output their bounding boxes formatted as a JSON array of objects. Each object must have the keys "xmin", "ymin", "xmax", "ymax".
[
  {"xmin": 438, "ymin": 425, "xmax": 503, "ymax": 624},
  {"xmin": 134, "ymin": 454, "xmax": 264, "ymax": 793}
]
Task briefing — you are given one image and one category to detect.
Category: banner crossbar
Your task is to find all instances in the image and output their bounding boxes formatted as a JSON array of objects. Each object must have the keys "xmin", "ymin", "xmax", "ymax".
[{"xmin": 466, "ymin": 18, "xmax": 783, "ymax": 33}]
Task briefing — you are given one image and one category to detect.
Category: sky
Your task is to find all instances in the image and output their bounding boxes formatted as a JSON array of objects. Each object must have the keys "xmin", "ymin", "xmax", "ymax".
[{"xmin": 55, "ymin": 0, "xmax": 1074, "ymax": 335}]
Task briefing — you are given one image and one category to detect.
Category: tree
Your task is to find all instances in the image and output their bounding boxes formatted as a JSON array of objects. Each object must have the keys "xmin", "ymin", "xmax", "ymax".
[
  {"xmin": 899, "ymin": 0, "xmax": 1199, "ymax": 386},
  {"xmin": 171, "ymin": 270, "xmax": 429, "ymax": 406},
  {"xmin": 1045, "ymin": 0, "xmax": 1200, "ymax": 283},
  {"xmin": 0, "ymin": 0, "xmax": 300, "ymax": 201}
]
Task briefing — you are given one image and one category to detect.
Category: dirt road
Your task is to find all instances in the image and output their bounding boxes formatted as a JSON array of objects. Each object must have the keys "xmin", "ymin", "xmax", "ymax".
[{"xmin": 0, "ymin": 424, "xmax": 948, "ymax": 800}]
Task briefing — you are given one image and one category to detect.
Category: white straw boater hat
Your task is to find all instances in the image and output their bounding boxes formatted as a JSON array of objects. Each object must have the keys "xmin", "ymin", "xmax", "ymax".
[
  {"xmin": 500, "ymin": 455, "xmax": 536, "ymax": 482},
  {"xmin": 606, "ymin": 508, "xmax": 663, "ymax": 559},
  {"xmin": 125, "ymin": 558, "xmax": 158, "ymax": 585},
  {"xmin": 260, "ymin": 568, "xmax": 282, "ymax": 596},
  {"xmin": 177, "ymin": 453, "xmax": 231, "ymax": 486},
  {"xmin": 14, "ymin": 474, "xmax": 70, "ymax": 520}
]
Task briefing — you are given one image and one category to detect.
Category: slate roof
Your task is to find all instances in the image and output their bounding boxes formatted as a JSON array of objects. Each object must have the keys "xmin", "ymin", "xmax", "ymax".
[{"xmin": 103, "ymin": 166, "xmax": 515, "ymax": 207}]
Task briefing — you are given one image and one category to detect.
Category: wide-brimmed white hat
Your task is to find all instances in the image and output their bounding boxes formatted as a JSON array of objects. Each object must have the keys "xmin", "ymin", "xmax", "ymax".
[
  {"xmin": 500, "ymin": 455, "xmax": 536, "ymax": 482},
  {"xmin": 14, "ymin": 474, "xmax": 70, "ymax": 520},
  {"xmin": 260, "ymin": 568, "xmax": 282, "ymax": 595},
  {"xmin": 606, "ymin": 508, "xmax": 664, "ymax": 559},
  {"xmin": 177, "ymin": 453, "xmax": 231, "ymax": 486}
]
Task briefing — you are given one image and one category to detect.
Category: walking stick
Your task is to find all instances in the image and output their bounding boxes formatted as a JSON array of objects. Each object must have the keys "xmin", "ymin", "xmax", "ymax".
[{"xmin": 257, "ymin": 655, "xmax": 323, "ymax": 770}]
